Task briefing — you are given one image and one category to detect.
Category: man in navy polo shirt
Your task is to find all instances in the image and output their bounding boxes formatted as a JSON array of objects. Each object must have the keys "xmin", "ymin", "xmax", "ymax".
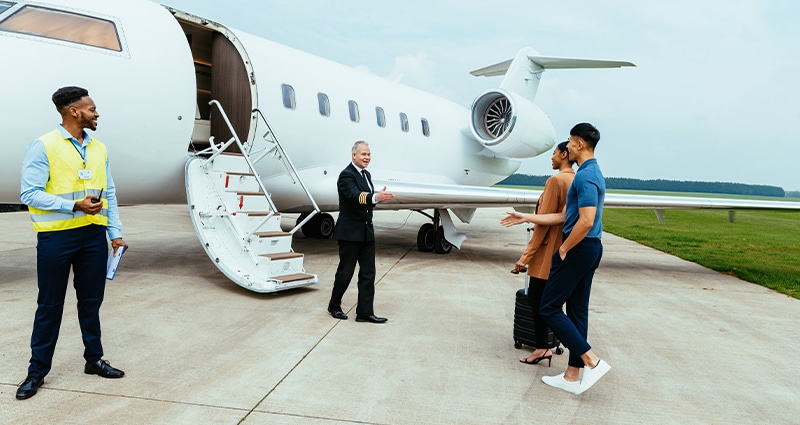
[{"xmin": 539, "ymin": 122, "xmax": 611, "ymax": 395}]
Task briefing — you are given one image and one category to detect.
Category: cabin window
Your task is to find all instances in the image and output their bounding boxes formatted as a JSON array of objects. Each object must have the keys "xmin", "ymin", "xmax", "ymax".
[
  {"xmin": 317, "ymin": 92, "xmax": 330, "ymax": 117},
  {"xmin": 348, "ymin": 100, "xmax": 360, "ymax": 123},
  {"xmin": 281, "ymin": 84, "xmax": 296, "ymax": 110},
  {"xmin": 0, "ymin": 2, "xmax": 14, "ymax": 14},
  {"xmin": 375, "ymin": 107, "xmax": 386, "ymax": 128},
  {"xmin": 0, "ymin": 5, "xmax": 122, "ymax": 51},
  {"xmin": 399, "ymin": 113, "xmax": 409, "ymax": 132},
  {"xmin": 421, "ymin": 118, "xmax": 430, "ymax": 137}
]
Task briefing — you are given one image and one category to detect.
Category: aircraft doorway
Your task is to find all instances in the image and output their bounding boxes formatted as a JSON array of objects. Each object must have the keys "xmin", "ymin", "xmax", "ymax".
[{"xmin": 173, "ymin": 14, "xmax": 255, "ymax": 153}]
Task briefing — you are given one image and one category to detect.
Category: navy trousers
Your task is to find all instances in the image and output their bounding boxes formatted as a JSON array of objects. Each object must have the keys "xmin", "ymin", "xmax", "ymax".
[
  {"xmin": 29, "ymin": 224, "xmax": 108, "ymax": 378},
  {"xmin": 329, "ymin": 240, "xmax": 376, "ymax": 317},
  {"xmin": 539, "ymin": 236, "xmax": 603, "ymax": 368}
]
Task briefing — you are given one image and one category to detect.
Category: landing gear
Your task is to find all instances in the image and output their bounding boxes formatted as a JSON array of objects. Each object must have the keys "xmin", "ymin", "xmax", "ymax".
[
  {"xmin": 433, "ymin": 227, "xmax": 451, "ymax": 254},
  {"xmin": 417, "ymin": 223, "xmax": 435, "ymax": 252},
  {"xmin": 298, "ymin": 212, "xmax": 334, "ymax": 239},
  {"xmin": 415, "ymin": 210, "xmax": 452, "ymax": 254}
]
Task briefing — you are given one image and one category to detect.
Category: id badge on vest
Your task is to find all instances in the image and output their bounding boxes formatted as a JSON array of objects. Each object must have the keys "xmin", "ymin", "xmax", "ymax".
[{"xmin": 78, "ymin": 169, "xmax": 93, "ymax": 180}]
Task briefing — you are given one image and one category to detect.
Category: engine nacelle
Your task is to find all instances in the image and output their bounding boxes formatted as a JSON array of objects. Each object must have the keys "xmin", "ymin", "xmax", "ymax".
[{"xmin": 470, "ymin": 89, "xmax": 556, "ymax": 159}]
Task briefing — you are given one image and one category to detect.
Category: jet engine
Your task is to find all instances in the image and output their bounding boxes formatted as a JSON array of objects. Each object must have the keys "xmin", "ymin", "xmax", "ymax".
[{"xmin": 470, "ymin": 89, "xmax": 556, "ymax": 159}]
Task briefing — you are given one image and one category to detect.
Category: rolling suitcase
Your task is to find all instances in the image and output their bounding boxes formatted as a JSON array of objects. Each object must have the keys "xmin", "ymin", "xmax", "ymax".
[
  {"xmin": 513, "ymin": 281, "xmax": 562, "ymax": 353},
  {"xmin": 512, "ymin": 227, "xmax": 563, "ymax": 353}
]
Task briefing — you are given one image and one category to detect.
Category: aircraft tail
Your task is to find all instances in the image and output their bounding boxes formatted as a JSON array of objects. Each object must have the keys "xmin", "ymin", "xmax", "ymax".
[{"xmin": 470, "ymin": 47, "xmax": 635, "ymax": 101}]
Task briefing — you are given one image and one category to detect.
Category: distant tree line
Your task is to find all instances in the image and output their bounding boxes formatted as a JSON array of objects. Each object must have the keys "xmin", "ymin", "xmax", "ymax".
[{"xmin": 499, "ymin": 174, "xmax": 787, "ymax": 198}]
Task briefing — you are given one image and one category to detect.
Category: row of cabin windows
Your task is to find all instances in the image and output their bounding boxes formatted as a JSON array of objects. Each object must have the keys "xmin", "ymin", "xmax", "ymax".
[{"xmin": 282, "ymin": 84, "xmax": 430, "ymax": 137}]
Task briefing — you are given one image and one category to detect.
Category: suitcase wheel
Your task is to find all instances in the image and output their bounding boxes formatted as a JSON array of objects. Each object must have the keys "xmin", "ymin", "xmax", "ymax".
[
  {"xmin": 555, "ymin": 346, "xmax": 564, "ymax": 355},
  {"xmin": 514, "ymin": 340, "xmax": 522, "ymax": 349}
]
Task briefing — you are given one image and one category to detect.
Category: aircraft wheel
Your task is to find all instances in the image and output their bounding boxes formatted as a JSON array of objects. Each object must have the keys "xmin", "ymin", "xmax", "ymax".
[
  {"xmin": 433, "ymin": 227, "xmax": 452, "ymax": 254},
  {"xmin": 300, "ymin": 213, "xmax": 334, "ymax": 239},
  {"xmin": 316, "ymin": 213, "xmax": 335, "ymax": 239},
  {"xmin": 416, "ymin": 223, "xmax": 435, "ymax": 252}
]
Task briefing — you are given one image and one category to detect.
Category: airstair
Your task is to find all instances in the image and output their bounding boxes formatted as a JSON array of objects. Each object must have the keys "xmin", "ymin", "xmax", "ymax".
[{"xmin": 185, "ymin": 100, "xmax": 321, "ymax": 293}]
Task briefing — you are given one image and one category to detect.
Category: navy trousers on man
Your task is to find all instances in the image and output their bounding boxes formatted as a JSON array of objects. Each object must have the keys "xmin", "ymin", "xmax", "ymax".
[
  {"xmin": 539, "ymin": 236, "xmax": 603, "ymax": 368},
  {"xmin": 29, "ymin": 224, "xmax": 107, "ymax": 378},
  {"xmin": 328, "ymin": 240, "xmax": 376, "ymax": 317}
]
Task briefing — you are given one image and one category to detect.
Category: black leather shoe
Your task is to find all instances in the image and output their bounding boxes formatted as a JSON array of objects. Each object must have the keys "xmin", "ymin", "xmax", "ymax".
[
  {"xmin": 84, "ymin": 359, "xmax": 125, "ymax": 378},
  {"xmin": 328, "ymin": 308, "xmax": 348, "ymax": 320},
  {"xmin": 355, "ymin": 315, "xmax": 388, "ymax": 324},
  {"xmin": 16, "ymin": 376, "xmax": 44, "ymax": 400}
]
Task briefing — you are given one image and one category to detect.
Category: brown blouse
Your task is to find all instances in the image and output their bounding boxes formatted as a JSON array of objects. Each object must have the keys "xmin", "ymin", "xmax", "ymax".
[{"xmin": 519, "ymin": 169, "xmax": 575, "ymax": 279}]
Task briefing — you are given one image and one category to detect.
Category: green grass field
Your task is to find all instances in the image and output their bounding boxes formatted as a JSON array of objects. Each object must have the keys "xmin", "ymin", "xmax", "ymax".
[{"xmin": 602, "ymin": 209, "xmax": 800, "ymax": 299}]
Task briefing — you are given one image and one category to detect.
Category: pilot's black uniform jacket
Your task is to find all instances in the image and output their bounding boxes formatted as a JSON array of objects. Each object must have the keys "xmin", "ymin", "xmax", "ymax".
[{"xmin": 332, "ymin": 163, "xmax": 376, "ymax": 241}]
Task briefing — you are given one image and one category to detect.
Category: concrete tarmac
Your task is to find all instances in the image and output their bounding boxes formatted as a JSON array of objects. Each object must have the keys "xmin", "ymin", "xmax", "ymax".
[{"xmin": 1, "ymin": 205, "xmax": 799, "ymax": 424}]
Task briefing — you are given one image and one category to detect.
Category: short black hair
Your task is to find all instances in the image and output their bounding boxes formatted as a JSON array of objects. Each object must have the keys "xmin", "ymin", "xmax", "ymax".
[
  {"xmin": 570, "ymin": 122, "xmax": 600, "ymax": 149},
  {"xmin": 52, "ymin": 86, "xmax": 89, "ymax": 112}
]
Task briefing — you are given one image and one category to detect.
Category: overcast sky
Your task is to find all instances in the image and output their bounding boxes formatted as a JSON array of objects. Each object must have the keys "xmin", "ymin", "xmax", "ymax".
[{"xmin": 164, "ymin": 0, "xmax": 800, "ymax": 191}]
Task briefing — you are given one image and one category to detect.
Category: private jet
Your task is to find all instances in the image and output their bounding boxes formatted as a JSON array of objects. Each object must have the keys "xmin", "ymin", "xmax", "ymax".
[{"xmin": 2, "ymin": 0, "xmax": 798, "ymax": 293}]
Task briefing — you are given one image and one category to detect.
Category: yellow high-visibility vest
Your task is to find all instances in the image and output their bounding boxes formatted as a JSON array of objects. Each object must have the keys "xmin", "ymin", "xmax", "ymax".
[{"xmin": 28, "ymin": 129, "xmax": 108, "ymax": 232}]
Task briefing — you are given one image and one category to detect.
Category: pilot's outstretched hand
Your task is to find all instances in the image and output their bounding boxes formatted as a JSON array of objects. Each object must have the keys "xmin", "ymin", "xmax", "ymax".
[{"xmin": 376, "ymin": 186, "xmax": 394, "ymax": 202}]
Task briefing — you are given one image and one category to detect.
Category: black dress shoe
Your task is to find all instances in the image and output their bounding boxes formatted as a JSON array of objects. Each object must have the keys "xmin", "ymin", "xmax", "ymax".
[
  {"xmin": 85, "ymin": 359, "xmax": 125, "ymax": 378},
  {"xmin": 328, "ymin": 308, "xmax": 348, "ymax": 320},
  {"xmin": 355, "ymin": 315, "xmax": 388, "ymax": 323},
  {"xmin": 16, "ymin": 376, "xmax": 44, "ymax": 400}
]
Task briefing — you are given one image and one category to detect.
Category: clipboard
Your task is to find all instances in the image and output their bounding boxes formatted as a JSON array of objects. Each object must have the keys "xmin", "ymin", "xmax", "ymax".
[{"xmin": 106, "ymin": 246, "xmax": 125, "ymax": 280}]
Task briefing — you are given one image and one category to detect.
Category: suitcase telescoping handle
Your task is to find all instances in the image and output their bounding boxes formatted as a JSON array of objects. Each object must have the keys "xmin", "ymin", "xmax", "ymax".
[{"xmin": 524, "ymin": 227, "xmax": 531, "ymax": 295}]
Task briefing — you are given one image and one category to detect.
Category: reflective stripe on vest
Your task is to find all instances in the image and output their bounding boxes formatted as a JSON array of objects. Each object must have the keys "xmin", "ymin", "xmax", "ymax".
[{"xmin": 28, "ymin": 129, "xmax": 109, "ymax": 232}]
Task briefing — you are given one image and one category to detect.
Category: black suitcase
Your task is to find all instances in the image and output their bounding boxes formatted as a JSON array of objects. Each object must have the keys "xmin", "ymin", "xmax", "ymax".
[{"xmin": 513, "ymin": 281, "xmax": 563, "ymax": 354}]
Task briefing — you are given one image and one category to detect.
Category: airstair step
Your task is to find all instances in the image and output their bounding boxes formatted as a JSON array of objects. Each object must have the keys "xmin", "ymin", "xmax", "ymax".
[
  {"xmin": 226, "ymin": 171, "xmax": 254, "ymax": 176},
  {"xmin": 261, "ymin": 252, "xmax": 303, "ymax": 260},
  {"xmin": 237, "ymin": 191, "xmax": 265, "ymax": 196},
  {"xmin": 221, "ymin": 152, "xmax": 244, "ymax": 157},
  {"xmin": 255, "ymin": 231, "xmax": 291, "ymax": 238},
  {"xmin": 238, "ymin": 211, "xmax": 280, "ymax": 217},
  {"xmin": 274, "ymin": 273, "xmax": 316, "ymax": 283}
]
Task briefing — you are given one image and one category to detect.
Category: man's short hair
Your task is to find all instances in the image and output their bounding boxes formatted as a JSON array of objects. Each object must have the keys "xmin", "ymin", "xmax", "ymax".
[
  {"xmin": 570, "ymin": 122, "xmax": 600, "ymax": 149},
  {"xmin": 351, "ymin": 140, "xmax": 369, "ymax": 154},
  {"xmin": 52, "ymin": 86, "xmax": 89, "ymax": 112}
]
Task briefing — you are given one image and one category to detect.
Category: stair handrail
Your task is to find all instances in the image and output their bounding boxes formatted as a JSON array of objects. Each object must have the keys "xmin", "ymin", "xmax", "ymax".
[{"xmin": 252, "ymin": 108, "xmax": 321, "ymax": 234}]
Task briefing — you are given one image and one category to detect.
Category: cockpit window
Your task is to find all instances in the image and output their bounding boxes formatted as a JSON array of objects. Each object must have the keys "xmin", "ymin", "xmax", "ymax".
[
  {"xmin": 0, "ymin": 2, "xmax": 15, "ymax": 14},
  {"xmin": 0, "ymin": 5, "xmax": 121, "ymax": 51}
]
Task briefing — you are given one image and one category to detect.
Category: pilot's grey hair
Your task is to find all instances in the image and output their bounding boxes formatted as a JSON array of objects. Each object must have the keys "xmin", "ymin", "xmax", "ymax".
[{"xmin": 351, "ymin": 140, "xmax": 369, "ymax": 154}]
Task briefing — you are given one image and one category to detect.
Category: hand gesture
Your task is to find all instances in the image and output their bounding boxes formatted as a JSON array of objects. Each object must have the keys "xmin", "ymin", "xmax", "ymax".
[
  {"xmin": 500, "ymin": 211, "xmax": 526, "ymax": 227},
  {"xmin": 376, "ymin": 186, "xmax": 394, "ymax": 202}
]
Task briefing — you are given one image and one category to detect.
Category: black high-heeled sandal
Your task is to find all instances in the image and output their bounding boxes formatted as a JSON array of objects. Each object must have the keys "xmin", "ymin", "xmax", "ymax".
[{"xmin": 519, "ymin": 350, "xmax": 552, "ymax": 366}]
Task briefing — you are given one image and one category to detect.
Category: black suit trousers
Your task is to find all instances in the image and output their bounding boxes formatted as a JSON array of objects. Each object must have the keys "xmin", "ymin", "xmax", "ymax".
[{"xmin": 329, "ymin": 240, "xmax": 376, "ymax": 317}]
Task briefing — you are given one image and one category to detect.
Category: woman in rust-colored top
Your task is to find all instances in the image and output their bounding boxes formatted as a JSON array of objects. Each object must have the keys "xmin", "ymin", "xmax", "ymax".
[{"xmin": 515, "ymin": 141, "xmax": 574, "ymax": 365}]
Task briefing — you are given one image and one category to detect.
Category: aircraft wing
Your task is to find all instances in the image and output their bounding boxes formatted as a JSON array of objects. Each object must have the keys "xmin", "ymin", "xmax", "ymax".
[
  {"xmin": 373, "ymin": 180, "xmax": 542, "ymax": 211},
  {"xmin": 603, "ymin": 193, "xmax": 800, "ymax": 210},
  {"xmin": 374, "ymin": 180, "xmax": 800, "ymax": 215}
]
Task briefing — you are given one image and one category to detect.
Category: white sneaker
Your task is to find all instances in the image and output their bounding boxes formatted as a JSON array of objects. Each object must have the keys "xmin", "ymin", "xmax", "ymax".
[
  {"xmin": 576, "ymin": 359, "xmax": 611, "ymax": 394},
  {"xmin": 542, "ymin": 372, "xmax": 580, "ymax": 394}
]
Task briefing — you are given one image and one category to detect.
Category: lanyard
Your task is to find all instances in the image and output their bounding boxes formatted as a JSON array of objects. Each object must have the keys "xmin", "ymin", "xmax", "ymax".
[{"xmin": 70, "ymin": 139, "xmax": 87, "ymax": 168}]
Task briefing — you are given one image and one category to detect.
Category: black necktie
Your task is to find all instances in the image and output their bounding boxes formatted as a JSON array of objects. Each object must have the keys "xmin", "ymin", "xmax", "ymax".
[{"xmin": 361, "ymin": 170, "xmax": 373, "ymax": 191}]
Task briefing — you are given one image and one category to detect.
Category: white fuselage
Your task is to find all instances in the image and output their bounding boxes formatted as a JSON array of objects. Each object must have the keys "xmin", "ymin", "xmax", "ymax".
[{"xmin": 0, "ymin": 0, "xmax": 522, "ymax": 211}]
